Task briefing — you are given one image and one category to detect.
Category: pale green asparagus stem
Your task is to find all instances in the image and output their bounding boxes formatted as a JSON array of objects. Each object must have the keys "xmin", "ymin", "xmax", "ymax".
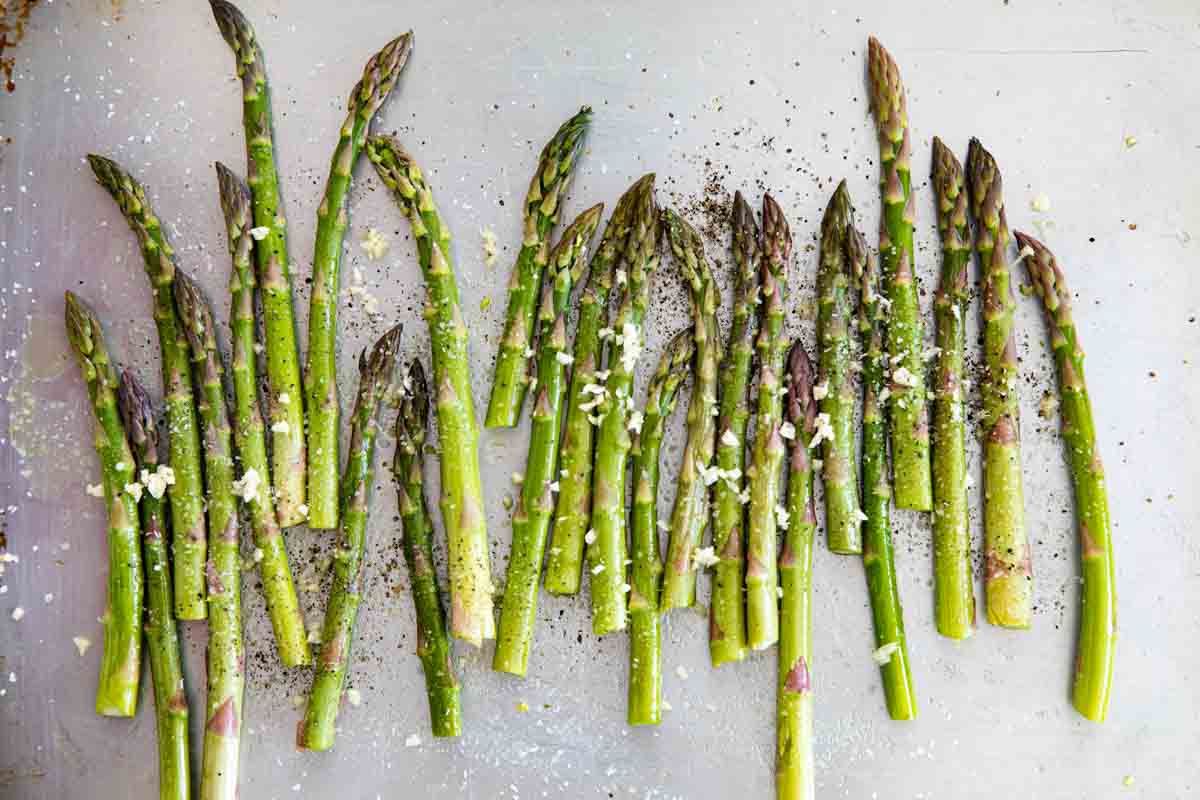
[
  {"xmin": 216, "ymin": 162, "xmax": 309, "ymax": 666},
  {"xmin": 661, "ymin": 209, "xmax": 721, "ymax": 611},
  {"xmin": 746, "ymin": 193, "xmax": 792, "ymax": 650},
  {"xmin": 545, "ymin": 176, "xmax": 647, "ymax": 596},
  {"xmin": 486, "ymin": 107, "xmax": 592, "ymax": 427},
  {"xmin": 366, "ymin": 137, "xmax": 494, "ymax": 645},
  {"xmin": 210, "ymin": 0, "xmax": 308, "ymax": 525},
  {"xmin": 87, "ymin": 154, "xmax": 207, "ymax": 620},
  {"xmin": 305, "ymin": 32, "xmax": 412, "ymax": 529},
  {"xmin": 65, "ymin": 292, "xmax": 144, "ymax": 717}
]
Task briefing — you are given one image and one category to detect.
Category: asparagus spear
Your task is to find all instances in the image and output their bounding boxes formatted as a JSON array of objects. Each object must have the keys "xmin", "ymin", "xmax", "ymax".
[
  {"xmin": 629, "ymin": 329, "xmax": 694, "ymax": 726},
  {"xmin": 930, "ymin": 138, "xmax": 976, "ymax": 639},
  {"xmin": 966, "ymin": 138, "xmax": 1031, "ymax": 629},
  {"xmin": 777, "ymin": 340, "xmax": 817, "ymax": 800},
  {"xmin": 485, "ymin": 107, "xmax": 592, "ymax": 428},
  {"xmin": 117, "ymin": 371, "xmax": 190, "ymax": 799},
  {"xmin": 305, "ymin": 32, "xmax": 412, "ymax": 529},
  {"xmin": 587, "ymin": 174, "xmax": 659, "ymax": 635},
  {"xmin": 210, "ymin": 0, "xmax": 308, "ymax": 525},
  {"xmin": 216, "ymin": 162, "xmax": 309, "ymax": 666},
  {"xmin": 300, "ymin": 324, "xmax": 402, "ymax": 751},
  {"xmin": 172, "ymin": 274, "xmax": 243, "ymax": 800},
  {"xmin": 545, "ymin": 176, "xmax": 647, "ymax": 595},
  {"xmin": 815, "ymin": 182, "xmax": 863, "ymax": 556},
  {"xmin": 661, "ymin": 209, "xmax": 722, "ymax": 611},
  {"xmin": 708, "ymin": 192, "xmax": 758, "ymax": 666},
  {"xmin": 848, "ymin": 223, "xmax": 917, "ymax": 721},
  {"xmin": 746, "ymin": 193, "xmax": 792, "ymax": 650},
  {"xmin": 64, "ymin": 292, "xmax": 144, "ymax": 717},
  {"xmin": 495, "ymin": 204, "xmax": 603, "ymax": 676},
  {"xmin": 365, "ymin": 137, "xmax": 494, "ymax": 645},
  {"xmin": 392, "ymin": 360, "xmax": 462, "ymax": 737},
  {"xmin": 867, "ymin": 37, "xmax": 933, "ymax": 511},
  {"xmin": 87, "ymin": 154, "xmax": 208, "ymax": 620},
  {"xmin": 1015, "ymin": 232, "xmax": 1116, "ymax": 722}
]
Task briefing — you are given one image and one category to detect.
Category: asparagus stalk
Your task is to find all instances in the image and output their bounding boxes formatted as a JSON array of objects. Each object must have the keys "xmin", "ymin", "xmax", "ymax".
[
  {"xmin": 867, "ymin": 37, "xmax": 933, "ymax": 511},
  {"xmin": 661, "ymin": 209, "xmax": 722, "ymax": 611},
  {"xmin": 210, "ymin": 0, "xmax": 308, "ymax": 525},
  {"xmin": 545, "ymin": 176, "xmax": 647, "ymax": 596},
  {"xmin": 64, "ymin": 292, "xmax": 144, "ymax": 717},
  {"xmin": 848, "ymin": 222, "xmax": 917, "ymax": 721},
  {"xmin": 300, "ymin": 324, "xmax": 402, "ymax": 751},
  {"xmin": 365, "ymin": 137, "xmax": 494, "ymax": 645},
  {"xmin": 485, "ymin": 107, "xmax": 592, "ymax": 428},
  {"xmin": 966, "ymin": 138, "xmax": 1031, "ymax": 629},
  {"xmin": 1015, "ymin": 232, "xmax": 1116, "ymax": 722},
  {"xmin": 587, "ymin": 174, "xmax": 659, "ymax": 635},
  {"xmin": 305, "ymin": 32, "xmax": 412, "ymax": 529},
  {"xmin": 495, "ymin": 204, "xmax": 604, "ymax": 676},
  {"xmin": 815, "ymin": 182, "xmax": 863, "ymax": 555},
  {"xmin": 746, "ymin": 193, "xmax": 792, "ymax": 650},
  {"xmin": 708, "ymin": 192, "xmax": 759, "ymax": 666},
  {"xmin": 87, "ymin": 154, "xmax": 208, "ymax": 620},
  {"xmin": 116, "ymin": 371, "xmax": 190, "ymax": 799},
  {"xmin": 172, "ymin": 274, "xmax": 243, "ymax": 800},
  {"xmin": 629, "ymin": 329, "xmax": 694, "ymax": 726},
  {"xmin": 930, "ymin": 138, "xmax": 976, "ymax": 639},
  {"xmin": 392, "ymin": 360, "xmax": 462, "ymax": 736},
  {"xmin": 216, "ymin": 163, "xmax": 309, "ymax": 666},
  {"xmin": 777, "ymin": 341, "xmax": 817, "ymax": 800}
]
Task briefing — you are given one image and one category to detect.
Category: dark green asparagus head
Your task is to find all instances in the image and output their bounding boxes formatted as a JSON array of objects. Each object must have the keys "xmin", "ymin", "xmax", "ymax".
[
  {"xmin": 931, "ymin": 137, "xmax": 968, "ymax": 247},
  {"xmin": 210, "ymin": 0, "xmax": 264, "ymax": 79},
  {"xmin": 663, "ymin": 208, "xmax": 719, "ymax": 307},
  {"xmin": 64, "ymin": 291, "xmax": 117, "ymax": 391},
  {"xmin": 526, "ymin": 106, "xmax": 592, "ymax": 228},
  {"xmin": 172, "ymin": 271, "xmax": 219, "ymax": 366},
  {"xmin": 86, "ymin": 154, "xmax": 173, "ymax": 268},
  {"xmin": 86, "ymin": 154, "xmax": 144, "ymax": 218},
  {"xmin": 580, "ymin": 174, "xmax": 655, "ymax": 295},
  {"xmin": 762, "ymin": 192, "xmax": 792, "ymax": 274},
  {"xmin": 818, "ymin": 181, "xmax": 853, "ymax": 274},
  {"xmin": 393, "ymin": 359, "xmax": 429, "ymax": 478},
  {"xmin": 621, "ymin": 173, "xmax": 660, "ymax": 297},
  {"xmin": 215, "ymin": 161, "xmax": 253, "ymax": 266},
  {"xmin": 358, "ymin": 323, "xmax": 404, "ymax": 402},
  {"xmin": 845, "ymin": 222, "xmax": 879, "ymax": 313},
  {"xmin": 349, "ymin": 31, "xmax": 414, "ymax": 119},
  {"xmin": 365, "ymin": 135, "xmax": 423, "ymax": 216},
  {"xmin": 1014, "ymin": 231, "xmax": 1072, "ymax": 324},
  {"xmin": 731, "ymin": 190, "xmax": 761, "ymax": 296},
  {"xmin": 645, "ymin": 327, "xmax": 695, "ymax": 419},
  {"xmin": 117, "ymin": 369, "xmax": 159, "ymax": 469},
  {"xmin": 965, "ymin": 137, "xmax": 1005, "ymax": 237},
  {"xmin": 867, "ymin": 37, "xmax": 908, "ymax": 158},
  {"xmin": 551, "ymin": 202, "xmax": 605, "ymax": 284}
]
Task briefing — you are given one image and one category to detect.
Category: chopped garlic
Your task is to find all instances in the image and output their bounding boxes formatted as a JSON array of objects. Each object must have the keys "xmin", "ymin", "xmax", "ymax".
[
  {"xmin": 892, "ymin": 366, "xmax": 919, "ymax": 388},
  {"xmin": 698, "ymin": 462, "xmax": 722, "ymax": 487},
  {"xmin": 547, "ymin": 481, "xmax": 560, "ymax": 494},
  {"xmin": 252, "ymin": 548, "xmax": 264, "ymax": 563},
  {"xmin": 11, "ymin": 607, "xmax": 24, "ymax": 621},
  {"xmin": 73, "ymin": 636, "xmax": 92, "ymax": 656},
  {"xmin": 620, "ymin": 323, "xmax": 642, "ymax": 372},
  {"xmin": 872, "ymin": 641, "xmax": 900, "ymax": 665},
  {"xmin": 584, "ymin": 530, "xmax": 597, "ymax": 545},
  {"xmin": 1031, "ymin": 193, "xmax": 1051, "ymax": 213},
  {"xmin": 692, "ymin": 547, "xmax": 719, "ymax": 568},
  {"xmin": 140, "ymin": 465, "xmax": 176, "ymax": 500},
  {"xmin": 555, "ymin": 351, "xmax": 574, "ymax": 366},
  {"xmin": 512, "ymin": 472, "xmax": 524, "ymax": 485},
  {"xmin": 812, "ymin": 381, "xmax": 829, "ymax": 400},
  {"xmin": 615, "ymin": 269, "xmax": 627, "ymax": 286},
  {"xmin": 85, "ymin": 483, "xmax": 104, "ymax": 498},
  {"xmin": 271, "ymin": 421, "xmax": 290, "ymax": 434},
  {"xmin": 591, "ymin": 563, "xmax": 605, "ymax": 576},
  {"xmin": 231, "ymin": 467, "xmax": 262, "ymax": 504},
  {"xmin": 278, "ymin": 392, "xmax": 291, "ymax": 405},
  {"xmin": 720, "ymin": 429, "xmax": 739, "ymax": 448},
  {"xmin": 346, "ymin": 688, "xmax": 362, "ymax": 707},
  {"xmin": 297, "ymin": 504, "xmax": 309, "ymax": 518},
  {"xmin": 808, "ymin": 412, "xmax": 835, "ymax": 449},
  {"xmin": 361, "ymin": 227, "xmax": 390, "ymax": 260},
  {"xmin": 627, "ymin": 411, "xmax": 644, "ymax": 434},
  {"xmin": 779, "ymin": 422, "xmax": 796, "ymax": 441},
  {"xmin": 656, "ymin": 519, "xmax": 670, "ymax": 533},
  {"xmin": 481, "ymin": 226, "xmax": 498, "ymax": 267},
  {"xmin": 249, "ymin": 226, "xmax": 270, "ymax": 241},
  {"xmin": 123, "ymin": 482, "xmax": 143, "ymax": 503},
  {"xmin": 1124, "ymin": 135, "xmax": 1137, "ymax": 149},
  {"xmin": 775, "ymin": 503, "xmax": 790, "ymax": 530},
  {"xmin": 405, "ymin": 734, "xmax": 422, "ymax": 748}
]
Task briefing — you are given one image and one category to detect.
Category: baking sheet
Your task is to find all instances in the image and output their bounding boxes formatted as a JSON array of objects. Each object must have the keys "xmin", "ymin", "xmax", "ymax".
[{"xmin": 1, "ymin": 0, "xmax": 1198, "ymax": 797}]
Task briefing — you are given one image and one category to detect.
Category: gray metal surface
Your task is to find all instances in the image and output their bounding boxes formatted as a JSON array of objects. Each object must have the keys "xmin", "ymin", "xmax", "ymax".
[{"xmin": 1, "ymin": 1, "xmax": 1198, "ymax": 797}]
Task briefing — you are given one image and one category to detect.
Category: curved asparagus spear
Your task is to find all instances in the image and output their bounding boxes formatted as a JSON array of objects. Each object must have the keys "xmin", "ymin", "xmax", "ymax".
[
  {"xmin": 64, "ymin": 292, "xmax": 144, "ymax": 717},
  {"xmin": 587, "ymin": 174, "xmax": 659, "ymax": 635},
  {"xmin": 930, "ymin": 138, "xmax": 976, "ymax": 639},
  {"xmin": 708, "ymin": 192, "xmax": 758, "ymax": 666},
  {"xmin": 210, "ymin": 0, "xmax": 307, "ymax": 525},
  {"xmin": 486, "ymin": 106, "xmax": 592, "ymax": 428},
  {"xmin": 746, "ymin": 193, "xmax": 792, "ymax": 650},
  {"xmin": 87, "ymin": 154, "xmax": 207, "ymax": 620},
  {"xmin": 365, "ymin": 137, "xmax": 493, "ymax": 645},
  {"xmin": 1015, "ymin": 231, "xmax": 1116, "ymax": 722},
  {"xmin": 629, "ymin": 329, "xmax": 694, "ymax": 726},
  {"xmin": 216, "ymin": 163, "xmax": 309, "ymax": 666},
  {"xmin": 848, "ymin": 223, "xmax": 917, "ymax": 721},
  {"xmin": 495, "ymin": 204, "xmax": 603, "ymax": 676},
  {"xmin": 300, "ymin": 324, "xmax": 402, "ymax": 751},
  {"xmin": 661, "ymin": 209, "xmax": 721, "ymax": 611},
  {"xmin": 966, "ymin": 138, "xmax": 1030, "ymax": 629},
  {"xmin": 172, "ymin": 274, "xmax": 243, "ymax": 800},
  {"xmin": 777, "ymin": 341, "xmax": 817, "ymax": 800},
  {"xmin": 305, "ymin": 32, "xmax": 412, "ymax": 529},
  {"xmin": 392, "ymin": 360, "xmax": 462, "ymax": 736},
  {"xmin": 867, "ymin": 37, "xmax": 932, "ymax": 511},
  {"xmin": 815, "ymin": 182, "xmax": 862, "ymax": 556},
  {"xmin": 545, "ymin": 176, "xmax": 647, "ymax": 595},
  {"xmin": 117, "ymin": 371, "xmax": 190, "ymax": 799}
]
